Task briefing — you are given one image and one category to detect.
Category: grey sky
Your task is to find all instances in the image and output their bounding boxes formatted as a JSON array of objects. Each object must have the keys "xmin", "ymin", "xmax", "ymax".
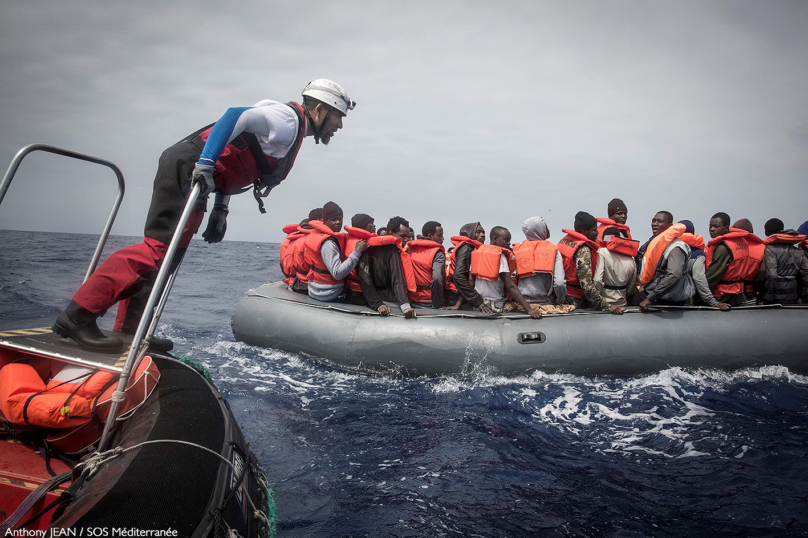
[{"xmin": 1, "ymin": 0, "xmax": 806, "ymax": 244}]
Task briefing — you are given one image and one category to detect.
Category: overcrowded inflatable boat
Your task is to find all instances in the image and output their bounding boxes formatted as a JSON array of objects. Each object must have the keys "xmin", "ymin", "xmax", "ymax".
[{"xmin": 232, "ymin": 281, "xmax": 808, "ymax": 377}]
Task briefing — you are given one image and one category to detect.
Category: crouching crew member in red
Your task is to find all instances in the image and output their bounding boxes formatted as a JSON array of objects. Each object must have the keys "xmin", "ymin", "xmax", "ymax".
[
  {"xmin": 705, "ymin": 212, "xmax": 750, "ymax": 307},
  {"xmin": 444, "ymin": 222, "xmax": 490, "ymax": 312},
  {"xmin": 53, "ymin": 79, "xmax": 356, "ymax": 353},
  {"xmin": 356, "ymin": 216, "xmax": 417, "ymax": 319},
  {"xmin": 471, "ymin": 226, "xmax": 542, "ymax": 318},
  {"xmin": 406, "ymin": 221, "xmax": 446, "ymax": 308},
  {"xmin": 559, "ymin": 212, "xmax": 624, "ymax": 315},
  {"xmin": 303, "ymin": 202, "xmax": 368, "ymax": 302}
]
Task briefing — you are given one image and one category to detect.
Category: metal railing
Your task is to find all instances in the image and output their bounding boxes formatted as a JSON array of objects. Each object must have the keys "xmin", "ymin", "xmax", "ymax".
[
  {"xmin": 1, "ymin": 143, "xmax": 201, "ymax": 450},
  {"xmin": 0, "ymin": 144, "xmax": 125, "ymax": 282}
]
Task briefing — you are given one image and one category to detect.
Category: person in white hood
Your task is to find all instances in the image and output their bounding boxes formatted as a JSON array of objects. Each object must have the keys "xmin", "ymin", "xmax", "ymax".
[{"xmin": 505, "ymin": 217, "xmax": 575, "ymax": 315}]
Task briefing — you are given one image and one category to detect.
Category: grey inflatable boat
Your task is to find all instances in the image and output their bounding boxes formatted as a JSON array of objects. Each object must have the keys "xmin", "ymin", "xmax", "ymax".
[{"xmin": 232, "ymin": 282, "xmax": 808, "ymax": 377}]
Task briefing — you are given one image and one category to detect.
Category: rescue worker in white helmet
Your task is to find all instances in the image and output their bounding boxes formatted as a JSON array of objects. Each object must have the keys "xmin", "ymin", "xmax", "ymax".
[{"xmin": 52, "ymin": 79, "xmax": 355, "ymax": 354}]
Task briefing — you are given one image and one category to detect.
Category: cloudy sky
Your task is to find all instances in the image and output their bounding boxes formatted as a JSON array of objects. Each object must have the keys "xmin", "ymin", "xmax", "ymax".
[{"xmin": 1, "ymin": 0, "xmax": 806, "ymax": 244}]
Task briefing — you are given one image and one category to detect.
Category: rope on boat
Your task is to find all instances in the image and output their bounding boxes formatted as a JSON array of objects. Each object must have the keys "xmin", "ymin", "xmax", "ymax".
[{"xmin": 76, "ymin": 440, "xmax": 271, "ymax": 535}]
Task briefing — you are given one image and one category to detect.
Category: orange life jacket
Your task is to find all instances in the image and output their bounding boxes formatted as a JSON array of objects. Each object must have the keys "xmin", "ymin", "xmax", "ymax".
[
  {"xmin": 470, "ymin": 244, "xmax": 516, "ymax": 282},
  {"xmin": 0, "ymin": 356, "xmax": 159, "ymax": 429},
  {"xmin": 680, "ymin": 233, "xmax": 706, "ymax": 252},
  {"xmin": 764, "ymin": 233, "xmax": 807, "ymax": 245},
  {"xmin": 343, "ymin": 226, "xmax": 374, "ymax": 292},
  {"xmin": 280, "ymin": 223, "xmax": 305, "ymax": 284},
  {"xmin": 290, "ymin": 226, "xmax": 314, "ymax": 285},
  {"xmin": 303, "ymin": 220, "xmax": 348, "ymax": 287},
  {"xmin": 342, "ymin": 227, "xmax": 400, "ymax": 292},
  {"xmin": 405, "ymin": 239, "xmax": 446, "ymax": 304},
  {"xmin": 445, "ymin": 236, "xmax": 482, "ymax": 292},
  {"xmin": 557, "ymin": 230, "xmax": 599, "ymax": 299},
  {"xmin": 512, "ymin": 240, "xmax": 556, "ymax": 279},
  {"xmin": 737, "ymin": 230, "xmax": 765, "ymax": 294},
  {"xmin": 706, "ymin": 230, "xmax": 750, "ymax": 297},
  {"xmin": 596, "ymin": 218, "xmax": 632, "ymax": 241},
  {"xmin": 640, "ymin": 224, "xmax": 686, "ymax": 286},
  {"xmin": 603, "ymin": 236, "xmax": 640, "ymax": 257}
]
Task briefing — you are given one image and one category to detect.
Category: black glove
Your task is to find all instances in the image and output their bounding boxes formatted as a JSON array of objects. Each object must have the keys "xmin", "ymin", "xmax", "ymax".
[{"xmin": 202, "ymin": 203, "xmax": 228, "ymax": 243}]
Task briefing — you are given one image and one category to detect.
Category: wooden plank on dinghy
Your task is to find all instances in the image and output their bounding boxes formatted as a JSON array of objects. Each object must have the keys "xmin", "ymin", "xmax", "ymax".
[{"xmin": 0, "ymin": 327, "xmax": 133, "ymax": 372}]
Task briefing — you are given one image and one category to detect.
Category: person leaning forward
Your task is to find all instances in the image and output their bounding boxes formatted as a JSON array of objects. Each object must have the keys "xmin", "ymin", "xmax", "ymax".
[{"xmin": 52, "ymin": 79, "xmax": 356, "ymax": 353}]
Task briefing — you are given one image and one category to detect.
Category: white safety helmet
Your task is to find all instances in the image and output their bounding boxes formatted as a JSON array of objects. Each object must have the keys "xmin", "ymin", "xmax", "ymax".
[{"xmin": 302, "ymin": 79, "xmax": 356, "ymax": 115}]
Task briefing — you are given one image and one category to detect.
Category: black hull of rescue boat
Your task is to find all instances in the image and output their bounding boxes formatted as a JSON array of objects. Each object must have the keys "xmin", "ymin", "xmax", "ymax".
[
  {"xmin": 51, "ymin": 354, "xmax": 270, "ymax": 537},
  {"xmin": 232, "ymin": 281, "xmax": 808, "ymax": 377}
]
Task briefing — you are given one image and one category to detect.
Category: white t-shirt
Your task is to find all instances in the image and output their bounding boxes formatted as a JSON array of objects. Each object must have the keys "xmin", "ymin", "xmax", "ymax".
[
  {"xmin": 473, "ymin": 254, "xmax": 510, "ymax": 308},
  {"xmin": 227, "ymin": 100, "xmax": 303, "ymax": 158}
]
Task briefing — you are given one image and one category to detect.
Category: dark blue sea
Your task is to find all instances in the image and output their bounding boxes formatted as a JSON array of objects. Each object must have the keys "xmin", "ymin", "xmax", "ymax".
[{"xmin": 2, "ymin": 230, "xmax": 807, "ymax": 537}]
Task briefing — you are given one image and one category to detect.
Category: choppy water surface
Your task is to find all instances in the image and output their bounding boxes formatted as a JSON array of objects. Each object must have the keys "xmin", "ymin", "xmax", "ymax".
[{"xmin": 2, "ymin": 230, "xmax": 807, "ymax": 537}]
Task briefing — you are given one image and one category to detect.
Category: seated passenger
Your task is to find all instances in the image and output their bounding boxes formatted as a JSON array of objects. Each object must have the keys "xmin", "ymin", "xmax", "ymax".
[
  {"xmin": 558, "ymin": 212, "xmax": 624, "ymax": 314},
  {"xmin": 636, "ymin": 220, "xmax": 695, "ymax": 311},
  {"xmin": 406, "ymin": 221, "xmax": 446, "ymax": 309},
  {"xmin": 303, "ymin": 202, "xmax": 368, "ymax": 303},
  {"xmin": 760, "ymin": 218, "xmax": 808, "ymax": 305},
  {"xmin": 799, "ymin": 221, "xmax": 808, "ymax": 300},
  {"xmin": 594, "ymin": 226, "xmax": 639, "ymax": 307},
  {"xmin": 508, "ymin": 217, "xmax": 573, "ymax": 314},
  {"xmin": 280, "ymin": 223, "xmax": 305, "ymax": 286},
  {"xmin": 636, "ymin": 211, "xmax": 673, "ymax": 275},
  {"xmin": 597, "ymin": 198, "xmax": 632, "ymax": 241},
  {"xmin": 677, "ymin": 220, "xmax": 731, "ymax": 311},
  {"xmin": 444, "ymin": 222, "xmax": 490, "ymax": 312},
  {"xmin": 280, "ymin": 208, "xmax": 322, "ymax": 287},
  {"xmin": 343, "ymin": 213, "xmax": 379, "ymax": 305},
  {"xmin": 471, "ymin": 226, "xmax": 541, "ymax": 318},
  {"xmin": 705, "ymin": 212, "xmax": 750, "ymax": 306},
  {"xmin": 731, "ymin": 218, "xmax": 765, "ymax": 304},
  {"xmin": 356, "ymin": 216, "xmax": 416, "ymax": 318},
  {"xmin": 402, "ymin": 227, "xmax": 415, "ymax": 249}
]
